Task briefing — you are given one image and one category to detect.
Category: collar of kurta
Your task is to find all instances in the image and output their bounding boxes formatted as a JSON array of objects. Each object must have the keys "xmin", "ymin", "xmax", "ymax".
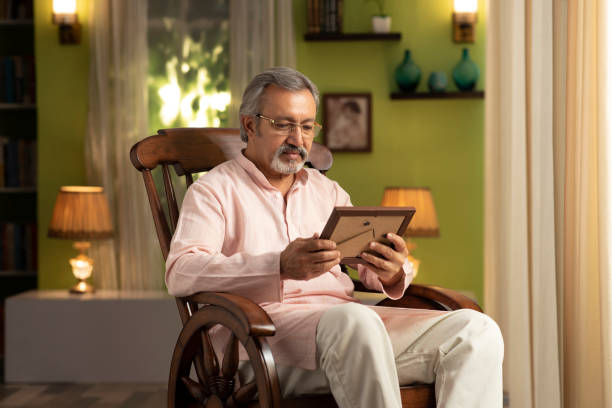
[{"xmin": 235, "ymin": 150, "xmax": 310, "ymax": 192}]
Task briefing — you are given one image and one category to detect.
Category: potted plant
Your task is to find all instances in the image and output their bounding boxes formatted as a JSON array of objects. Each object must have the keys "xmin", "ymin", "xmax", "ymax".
[{"xmin": 366, "ymin": 0, "xmax": 391, "ymax": 33}]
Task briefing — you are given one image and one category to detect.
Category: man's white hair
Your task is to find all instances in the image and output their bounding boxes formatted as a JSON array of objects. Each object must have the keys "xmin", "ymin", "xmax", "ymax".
[{"xmin": 238, "ymin": 67, "xmax": 320, "ymax": 142}]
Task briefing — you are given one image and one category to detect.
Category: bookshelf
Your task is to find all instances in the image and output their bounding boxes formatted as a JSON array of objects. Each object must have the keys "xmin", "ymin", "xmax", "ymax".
[
  {"xmin": 0, "ymin": 18, "xmax": 32, "ymax": 26},
  {"xmin": 0, "ymin": 103, "xmax": 36, "ymax": 109},
  {"xmin": 0, "ymin": 0, "xmax": 37, "ymax": 363}
]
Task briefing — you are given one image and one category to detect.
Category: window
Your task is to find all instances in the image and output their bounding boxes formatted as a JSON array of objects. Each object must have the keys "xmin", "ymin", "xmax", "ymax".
[{"xmin": 148, "ymin": 0, "xmax": 230, "ymax": 133}]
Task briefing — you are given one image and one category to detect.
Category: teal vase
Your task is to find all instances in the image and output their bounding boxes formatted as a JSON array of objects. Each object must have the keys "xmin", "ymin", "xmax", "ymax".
[
  {"xmin": 452, "ymin": 48, "xmax": 480, "ymax": 91},
  {"xmin": 395, "ymin": 50, "xmax": 421, "ymax": 93}
]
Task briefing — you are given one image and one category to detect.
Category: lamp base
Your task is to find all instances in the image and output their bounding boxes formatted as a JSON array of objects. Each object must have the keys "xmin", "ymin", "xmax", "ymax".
[
  {"xmin": 405, "ymin": 239, "xmax": 420, "ymax": 278},
  {"xmin": 70, "ymin": 280, "xmax": 95, "ymax": 294},
  {"xmin": 407, "ymin": 254, "xmax": 420, "ymax": 278}
]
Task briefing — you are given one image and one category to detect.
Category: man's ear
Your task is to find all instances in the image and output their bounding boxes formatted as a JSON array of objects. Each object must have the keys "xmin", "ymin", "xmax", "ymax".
[{"xmin": 240, "ymin": 115, "xmax": 257, "ymax": 140}]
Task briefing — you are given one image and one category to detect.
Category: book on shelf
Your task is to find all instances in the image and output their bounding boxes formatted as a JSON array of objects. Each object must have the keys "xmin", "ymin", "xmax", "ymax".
[
  {"xmin": 0, "ymin": 221, "xmax": 36, "ymax": 272},
  {"xmin": 307, "ymin": 0, "xmax": 343, "ymax": 34},
  {"xmin": 0, "ymin": 137, "xmax": 36, "ymax": 188},
  {"xmin": 0, "ymin": 55, "xmax": 36, "ymax": 104},
  {"xmin": 0, "ymin": 0, "xmax": 33, "ymax": 20}
]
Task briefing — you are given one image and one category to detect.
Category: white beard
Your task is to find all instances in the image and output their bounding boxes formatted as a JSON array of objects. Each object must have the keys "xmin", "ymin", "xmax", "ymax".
[{"xmin": 270, "ymin": 145, "xmax": 308, "ymax": 175}]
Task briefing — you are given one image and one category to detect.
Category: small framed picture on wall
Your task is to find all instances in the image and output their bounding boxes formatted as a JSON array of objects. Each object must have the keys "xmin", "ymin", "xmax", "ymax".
[{"xmin": 322, "ymin": 93, "xmax": 372, "ymax": 152}]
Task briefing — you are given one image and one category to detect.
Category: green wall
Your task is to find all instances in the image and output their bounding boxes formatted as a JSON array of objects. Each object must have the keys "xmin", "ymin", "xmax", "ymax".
[
  {"xmin": 35, "ymin": 0, "xmax": 90, "ymax": 289},
  {"xmin": 33, "ymin": 0, "xmax": 486, "ymax": 304},
  {"xmin": 294, "ymin": 0, "xmax": 486, "ymax": 303}
]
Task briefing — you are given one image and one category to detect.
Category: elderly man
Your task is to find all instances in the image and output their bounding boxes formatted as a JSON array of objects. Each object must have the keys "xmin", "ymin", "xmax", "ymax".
[{"xmin": 166, "ymin": 67, "xmax": 503, "ymax": 407}]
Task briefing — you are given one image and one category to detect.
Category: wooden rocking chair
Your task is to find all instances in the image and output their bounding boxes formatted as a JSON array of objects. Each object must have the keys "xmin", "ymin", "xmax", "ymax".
[{"xmin": 129, "ymin": 127, "xmax": 482, "ymax": 408}]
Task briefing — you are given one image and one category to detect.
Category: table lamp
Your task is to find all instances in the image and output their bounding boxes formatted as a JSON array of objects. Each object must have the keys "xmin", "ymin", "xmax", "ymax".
[
  {"xmin": 48, "ymin": 186, "xmax": 113, "ymax": 294},
  {"xmin": 381, "ymin": 187, "xmax": 440, "ymax": 277}
]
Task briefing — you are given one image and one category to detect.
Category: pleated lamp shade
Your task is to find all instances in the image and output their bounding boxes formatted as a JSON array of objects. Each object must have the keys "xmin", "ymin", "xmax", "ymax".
[
  {"xmin": 381, "ymin": 187, "xmax": 440, "ymax": 237},
  {"xmin": 48, "ymin": 186, "xmax": 113, "ymax": 240}
]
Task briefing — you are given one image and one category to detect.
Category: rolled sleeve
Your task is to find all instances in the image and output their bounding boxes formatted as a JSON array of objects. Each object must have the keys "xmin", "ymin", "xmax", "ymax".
[{"xmin": 357, "ymin": 258, "xmax": 414, "ymax": 300}]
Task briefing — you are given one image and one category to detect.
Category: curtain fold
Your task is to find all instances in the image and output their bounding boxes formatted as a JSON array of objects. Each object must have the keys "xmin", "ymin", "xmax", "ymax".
[
  {"xmin": 87, "ymin": 0, "xmax": 163, "ymax": 290},
  {"xmin": 486, "ymin": 0, "xmax": 612, "ymax": 406},
  {"xmin": 563, "ymin": 0, "xmax": 611, "ymax": 405},
  {"xmin": 228, "ymin": 0, "xmax": 296, "ymax": 127},
  {"xmin": 599, "ymin": 1, "xmax": 612, "ymax": 403},
  {"xmin": 485, "ymin": 0, "xmax": 561, "ymax": 406}
]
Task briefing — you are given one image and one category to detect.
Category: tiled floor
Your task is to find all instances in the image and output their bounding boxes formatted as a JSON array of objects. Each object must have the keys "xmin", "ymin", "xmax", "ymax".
[{"xmin": 0, "ymin": 384, "xmax": 166, "ymax": 408}]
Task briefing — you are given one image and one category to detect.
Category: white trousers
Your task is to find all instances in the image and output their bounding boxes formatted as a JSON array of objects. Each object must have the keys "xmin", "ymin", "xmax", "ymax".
[{"xmin": 267, "ymin": 303, "xmax": 504, "ymax": 408}]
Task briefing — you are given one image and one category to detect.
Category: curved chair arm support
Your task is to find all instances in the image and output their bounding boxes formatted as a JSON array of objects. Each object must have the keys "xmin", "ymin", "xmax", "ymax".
[
  {"xmin": 375, "ymin": 283, "xmax": 482, "ymax": 312},
  {"xmin": 169, "ymin": 294, "xmax": 282, "ymax": 407},
  {"xmin": 182, "ymin": 292, "xmax": 276, "ymax": 337}
]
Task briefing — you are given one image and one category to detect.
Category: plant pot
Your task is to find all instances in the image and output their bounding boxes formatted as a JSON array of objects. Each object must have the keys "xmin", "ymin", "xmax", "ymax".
[{"xmin": 372, "ymin": 15, "xmax": 391, "ymax": 33}]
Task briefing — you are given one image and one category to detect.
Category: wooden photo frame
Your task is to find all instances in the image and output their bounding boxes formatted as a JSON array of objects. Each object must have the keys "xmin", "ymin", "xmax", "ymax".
[
  {"xmin": 322, "ymin": 93, "xmax": 372, "ymax": 152},
  {"xmin": 320, "ymin": 207, "xmax": 415, "ymax": 264}
]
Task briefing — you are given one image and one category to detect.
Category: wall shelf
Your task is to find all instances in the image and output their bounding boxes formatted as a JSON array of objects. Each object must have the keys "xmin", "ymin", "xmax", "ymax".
[
  {"xmin": 390, "ymin": 91, "xmax": 485, "ymax": 100},
  {"xmin": 0, "ymin": 19, "xmax": 33, "ymax": 26},
  {"xmin": 304, "ymin": 32, "xmax": 402, "ymax": 42},
  {"xmin": 0, "ymin": 270, "xmax": 36, "ymax": 277},
  {"xmin": 0, "ymin": 103, "xmax": 36, "ymax": 110},
  {"xmin": 0, "ymin": 187, "xmax": 36, "ymax": 193}
]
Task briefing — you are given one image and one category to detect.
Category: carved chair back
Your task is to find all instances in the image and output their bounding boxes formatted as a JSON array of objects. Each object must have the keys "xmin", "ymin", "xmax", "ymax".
[{"xmin": 129, "ymin": 127, "xmax": 333, "ymax": 323}]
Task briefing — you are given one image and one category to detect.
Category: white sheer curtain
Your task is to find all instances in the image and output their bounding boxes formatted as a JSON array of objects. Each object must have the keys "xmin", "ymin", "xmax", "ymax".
[
  {"xmin": 86, "ymin": 0, "xmax": 163, "ymax": 290},
  {"xmin": 485, "ymin": 0, "xmax": 612, "ymax": 406},
  {"xmin": 228, "ymin": 0, "xmax": 296, "ymax": 127},
  {"xmin": 563, "ymin": 0, "xmax": 612, "ymax": 405},
  {"xmin": 484, "ymin": 1, "xmax": 561, "ymax": 406}
]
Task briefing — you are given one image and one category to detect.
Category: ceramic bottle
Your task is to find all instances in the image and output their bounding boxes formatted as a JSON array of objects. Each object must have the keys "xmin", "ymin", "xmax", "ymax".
[
  {"xmin": 452, "ymin": 48, "xmax": 480, "ymax": 91},
  {"xmin": 395, "ymin": 50, "xmax": 421, "ymax": 93}
]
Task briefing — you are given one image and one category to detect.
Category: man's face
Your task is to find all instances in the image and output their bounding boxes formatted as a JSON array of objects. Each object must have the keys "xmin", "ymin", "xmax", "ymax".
[{"xmin": 242, "ymin": 85, "xmax": 317, "ymax": 179}]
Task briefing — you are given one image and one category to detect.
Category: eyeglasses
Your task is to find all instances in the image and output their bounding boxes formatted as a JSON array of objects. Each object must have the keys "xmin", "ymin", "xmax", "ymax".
[{"xmin": 255, "ymin": 113, "xmax": 322, "ymax": 138}]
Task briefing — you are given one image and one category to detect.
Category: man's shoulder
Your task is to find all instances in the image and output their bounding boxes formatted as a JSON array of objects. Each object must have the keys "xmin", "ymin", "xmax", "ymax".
[
  {"xmin": 196, "ymin": 159, "xmax": 242, "ymax": 182},
  {"xmin": 189, "ymin": 159, "xmax": 244, "ymax": 192},
  {"xmin": 302, "ymin": 167, "xmax": 339, "ymax": 189}
]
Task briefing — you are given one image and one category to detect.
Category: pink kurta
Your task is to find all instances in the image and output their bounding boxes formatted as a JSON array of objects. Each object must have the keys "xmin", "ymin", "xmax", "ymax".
[{"xmin": 166, "ymin": 153, "xmax": 415, "ymax": 369}]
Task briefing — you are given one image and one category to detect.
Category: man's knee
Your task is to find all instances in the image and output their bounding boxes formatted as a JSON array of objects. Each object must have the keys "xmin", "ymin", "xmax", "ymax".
[
  {"xmin": 445, "ymin": 309, "xmax": 504, "ymax": 363},
  {"xmin": 317, "ymin": 303, "xmax": 387, "ymax": 351}
]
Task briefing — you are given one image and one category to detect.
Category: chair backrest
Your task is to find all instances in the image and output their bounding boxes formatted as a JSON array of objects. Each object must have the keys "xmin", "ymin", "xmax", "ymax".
[{"xmin": 130, "ymin": 127, "xmax": 333, "ymax": 262}]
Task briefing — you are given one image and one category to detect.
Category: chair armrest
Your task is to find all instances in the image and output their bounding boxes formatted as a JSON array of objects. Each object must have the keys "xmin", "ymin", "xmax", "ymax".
[
  {"xmin": 375, "ymin": 284, "xmax": 483, "ymax": 312},
  {"xmin": 181, "ymin": 292, "xmax": 276, "ymax": 337}
]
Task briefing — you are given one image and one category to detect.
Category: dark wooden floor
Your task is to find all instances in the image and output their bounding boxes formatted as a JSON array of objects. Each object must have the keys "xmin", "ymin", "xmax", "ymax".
[
  {"xmin": 0, "ymin": 383, "xmax": 166, "ymax": 407},
  {"xmin": 0, "ymin": 355, "xmax": 166, "ymax": 407}
]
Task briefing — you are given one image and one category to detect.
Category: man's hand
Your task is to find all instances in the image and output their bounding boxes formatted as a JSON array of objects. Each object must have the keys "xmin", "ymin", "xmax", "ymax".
[
  {"xmin": 280, "ymin": 233, "xmax": 341, "ymax": 280},
  {"xmin": 360, "ymin": 232, "xmax": 409, "ymax": 287}
]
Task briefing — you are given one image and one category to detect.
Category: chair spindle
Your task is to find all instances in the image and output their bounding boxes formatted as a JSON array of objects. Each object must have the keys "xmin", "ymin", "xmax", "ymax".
[
  {"xmin": 221, "ymin": 333, "xmax": 239, "ymax": 379},
  {"xmin": 162, "ymin": 164, "xmax": 180, "ymax": 230}
]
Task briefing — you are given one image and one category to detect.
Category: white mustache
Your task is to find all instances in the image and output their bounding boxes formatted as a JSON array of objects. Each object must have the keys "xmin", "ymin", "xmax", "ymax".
[{"xmin": 278, "ymin": 144, "xmax": 308, "ymax": 160}]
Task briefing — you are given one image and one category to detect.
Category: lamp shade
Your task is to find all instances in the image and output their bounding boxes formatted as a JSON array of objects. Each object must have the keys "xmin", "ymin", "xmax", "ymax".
[
  {"xmin": 48, "ymin": 186, "xmax": 113, "ymax": 240},
  {"xmin": 381, "ymin": 187, "xmax": 440, "ymax": 237}
]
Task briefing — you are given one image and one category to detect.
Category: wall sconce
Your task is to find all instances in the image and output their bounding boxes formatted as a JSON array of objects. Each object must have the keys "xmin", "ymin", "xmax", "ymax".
[
  {"xmin": 52, "ymin": 0, "xmax": 81, "ymax": 45},
  {"xmin": 453, "ymin": 0, "xmax": 478, "ymax": 43}
]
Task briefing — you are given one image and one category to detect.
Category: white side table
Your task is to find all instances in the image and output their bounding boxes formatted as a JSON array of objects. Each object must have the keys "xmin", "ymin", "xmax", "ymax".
[{"xmin": 5, "ymin": 290, "xmax": 181, "ymax": 383}]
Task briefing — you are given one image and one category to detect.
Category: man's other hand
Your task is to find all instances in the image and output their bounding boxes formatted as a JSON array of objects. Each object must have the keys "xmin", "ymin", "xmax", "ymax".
[
  {"xmin": 360, "ymin": 232, "xmax": 409, "ymax": 287},
  {"xmin": 280, "ymin": 233, "xmax": 341, "ymax": 280}
]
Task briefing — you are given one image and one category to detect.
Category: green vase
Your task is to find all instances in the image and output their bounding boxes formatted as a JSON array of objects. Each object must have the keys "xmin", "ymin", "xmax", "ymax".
[
  {"xmin": 395, "ymin": 50, "xmax": 421, "ymax": 93},
  {"xmin": 452, "ymin": 48, "xmax": 480, "ymax": 91}
]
